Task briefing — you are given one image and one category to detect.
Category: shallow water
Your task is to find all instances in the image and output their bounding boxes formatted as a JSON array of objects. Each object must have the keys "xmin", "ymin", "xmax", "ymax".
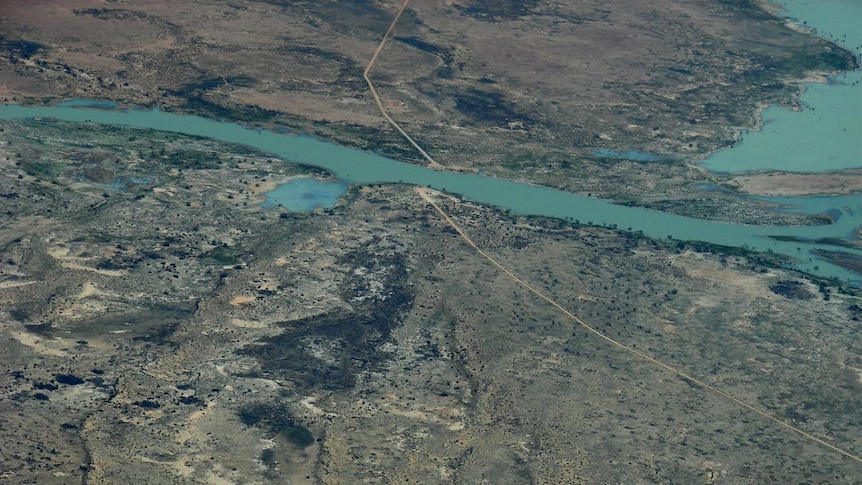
[
  {"xmin": 700, "ymin": 0, "xmax": 862, "ymax": 173},
  {"xmin": 262, "ymin": 177, "xmax": 347, "ymax": 211},
  {"xmin": 748, "ymin": 193, "xmax": 859, "ymax": 224},
  {"xmin": 1, "ymin": 103, "xmax": 859, "ymax": 283}
]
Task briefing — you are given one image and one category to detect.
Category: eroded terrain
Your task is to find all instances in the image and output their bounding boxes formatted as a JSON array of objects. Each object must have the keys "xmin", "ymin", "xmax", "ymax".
[{"xmin": 0, "ymin": 121, "xmax": 860, "ymax": 484}]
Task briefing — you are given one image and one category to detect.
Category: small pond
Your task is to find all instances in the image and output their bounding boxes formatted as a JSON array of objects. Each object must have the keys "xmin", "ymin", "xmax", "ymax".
[{"xmin": 262, "ymin": 177, "xmax": 347, "ymax": 211}]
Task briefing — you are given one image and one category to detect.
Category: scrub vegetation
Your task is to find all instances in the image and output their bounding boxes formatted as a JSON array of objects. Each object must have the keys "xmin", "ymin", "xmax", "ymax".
[
  {"xmin": 0, "ymin": 1, "xmax": 860, "ymax": 484},
  {"xmin": 0, "ymin": 120, "xmax": 859, "ymax": 484}
]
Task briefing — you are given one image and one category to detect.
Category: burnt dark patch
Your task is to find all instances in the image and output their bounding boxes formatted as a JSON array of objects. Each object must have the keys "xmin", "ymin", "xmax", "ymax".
[
  {"xmin": 417, "ymin": 339, "xmax": 442, "ymax": 359},
  {"xmin": 751, "ymin": 44, "xmax": 858, "ymax": 79},
  {"xmin": 308, "ymin": 1, "xmax": 408, "ymax": 40},
  {"xmin": 0, "ymin": 37, "xmax": 45, "ymax": 59},
  {"xmin": 508, "ymin": 235, "xmax": 532, "ymax": 250},
  {"xmin": 166, "ymin": 76, "xmax": 282, "ymax": 123},
  {"xmin": 23, "ymin": 323, "xmax": 54, "ymax": 335},
  {"xmin": 395, "ymin": 36, "xmax": 457, "ymax": 78},
  {"xmin": 457, "ymin": 0, "xmax": 540, "ymax": 21},
  {"xmin": 281, "ymin": 45, "xmax": 354, "ymax": 67},
  {"xmin": 284, "ymin": 423, "xmax": 314, "ymax": 447},
  {"xmin": 238, "ymin": 312, "xmax": 390, "ymax": 390},
  {"xmin": 175, "ymin": 75, "xmax": 256, "ymax": 94},
  {"xmin": 713, "ymin": 0, "xmax": 782, "ymax": 19},
  {"xmin": 260, "ymin": 449, "xmax": 277, "ymax": 469},
  {"xmin": 254, "ymin": 0, "xmax": 414, "ymax": 40},
  {"xmin": 11, "ymin": 301, "xmax": 195, "ymax": 345},
  {"xmin": 453, "ymin": 88, "xmax": 531, "ymax": 127},
  {"xmin": 395, "ymin": 36, "xmax": 453, "ymax": 62},
  {"xmin": 236, "ymin": 402, "xmax": 314, "ymax": 446},
  {"xmin": 133, "ymin": 399, "xmax": 161, "ymax": 409},
  {"xmin": 33, "ymin": 381, "xmax": 58, "ymax": 391},
  {"xmin": 128, "ymin": 318, "xmax": 183, "ymax": 347},
  {"xmin": 338, "ymin": 248, "xmax": 412, "ymax": 312},
  {"xmin": 73, "ymin": 8, "xmax": 150, "ymax": 21},
  {"xmin": 179, "ymin": 395, "xmax": 204, "ymax": 406},
  {"xmin": 55, "ymin": 374, "xmax": 85, "ymax": 385},
  {"xmin": 237, "ymin": 244, "xmax": 413, "ymax": 392},
  {"xmin": 9, "ymin": 307, "xmax": 30, "ymax": 322},
  {"xmin": 201, "ymin": 245, "xmax": 240, "ymax": 265}
]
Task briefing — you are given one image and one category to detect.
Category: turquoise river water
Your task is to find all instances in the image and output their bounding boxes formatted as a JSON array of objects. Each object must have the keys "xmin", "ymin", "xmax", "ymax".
[
  {"xmin": 701, "ymin": 0, "xmax": 862, "ymax": 172},
  {"xmin": 1, "ymin": 1, "xmax": 860, "ymax": 283},
  {"xmin": 0, "ymin": 103, "xmax": 859, "ymax": 284}
]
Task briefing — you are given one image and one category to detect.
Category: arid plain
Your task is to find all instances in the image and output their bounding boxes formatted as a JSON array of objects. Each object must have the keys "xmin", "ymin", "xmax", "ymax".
[{"xmin": 0, "ymin": 1, "xmax": 860, "ymax": 484}]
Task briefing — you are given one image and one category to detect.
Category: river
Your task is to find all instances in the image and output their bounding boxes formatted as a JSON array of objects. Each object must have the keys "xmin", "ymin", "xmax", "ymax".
[{"xmin": 1, "ymin": 103, "xmax": 859, "ymax": 284}]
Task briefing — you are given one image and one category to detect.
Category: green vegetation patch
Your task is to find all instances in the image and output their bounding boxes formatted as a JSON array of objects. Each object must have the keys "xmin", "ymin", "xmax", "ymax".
[
  {"xmin": 259, "ymin": 449, "xmax": 277, "ymax": 469},
  {"xmin": 811, "ymin": 249, "xmax": 862, "ymax": 275},
  {"xmin": 162, "ymin": 148, "xmax": 222, "ymax": 169},
  {"xmin": 201, "ymin": 245, "xmax": 240, "ymax": 265},
  {"xmin": 767, "ymin": 235, "xmax": 861, "ymax": 250},
  {"xmin": 180, "ymin": 96, "xmax": 279, "ymax": 124},
  {"xmin": 21, "ymin": 158, "xmax": 66, "ymax": 178},
  {"xmin": 747, "ymin": 43, "xmax": 859, "ymax": 85}
]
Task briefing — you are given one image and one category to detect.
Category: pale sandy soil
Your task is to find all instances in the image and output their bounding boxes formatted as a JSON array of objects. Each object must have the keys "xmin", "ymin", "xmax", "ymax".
[{"xmin": 731, "ymin": 170, "xmax": 862, "ymax": 196}]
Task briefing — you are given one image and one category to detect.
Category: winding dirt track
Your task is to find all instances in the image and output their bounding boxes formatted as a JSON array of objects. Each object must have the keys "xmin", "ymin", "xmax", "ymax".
[{"xmin": 362, "ymin": 0, "xmax": 445, "ymax": 170}]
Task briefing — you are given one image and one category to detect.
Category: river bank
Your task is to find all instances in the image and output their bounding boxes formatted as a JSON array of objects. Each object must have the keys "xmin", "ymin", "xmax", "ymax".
[{"xmin": 1, "ymin": 103, "xmax": 859, "ymax": 284}]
